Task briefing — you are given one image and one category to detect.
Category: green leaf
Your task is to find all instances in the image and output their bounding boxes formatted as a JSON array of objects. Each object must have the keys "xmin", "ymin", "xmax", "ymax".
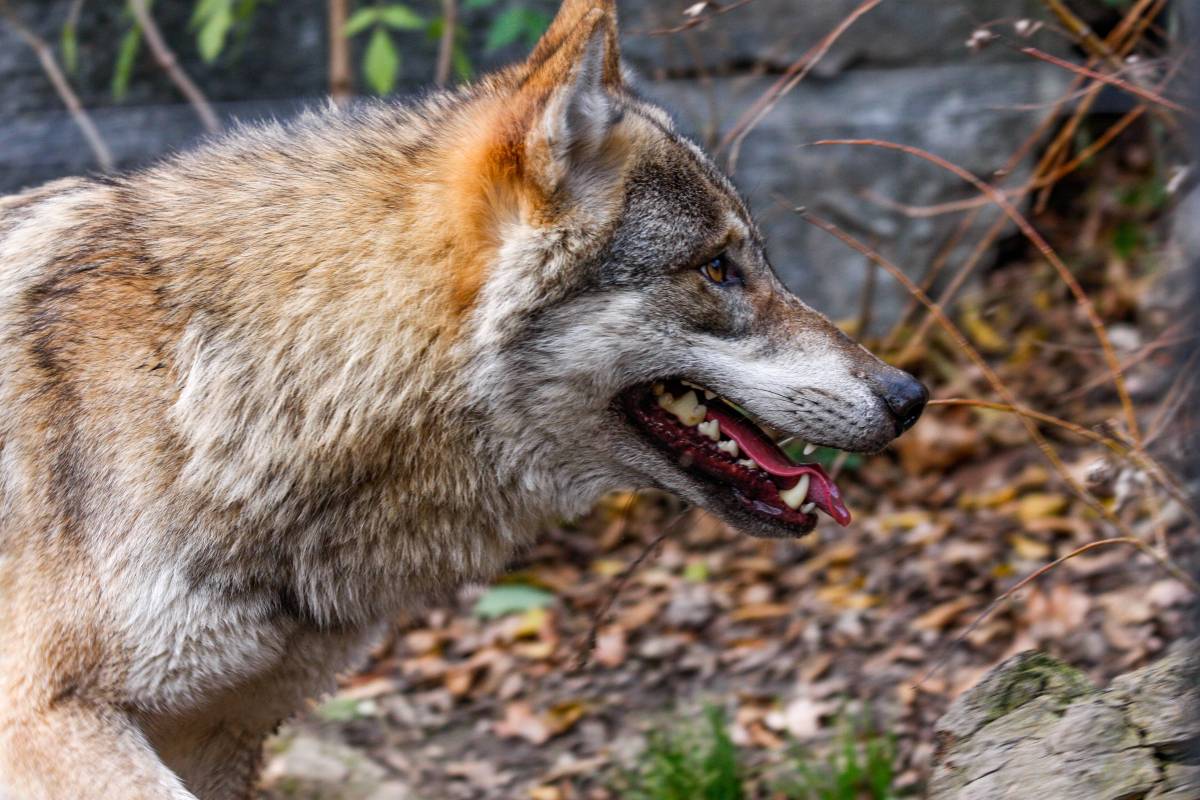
[
  {"xmin": 343, "ymin": 7, "xmax": 378, "ymax": 37},
  {"xmin": 452, "ymin": 44, "xmax": 472, "ymax": 81},
  {"xmin": 197, "ymin": 3, "xmax": 234, "ymax": 62},
  {"xmin": 112, "ymin": 25, "xmax": 143, "ymax": 101},
  {"xmin": 472, "ymin": 584, "xmax": 555, "ymax": 619},
  {"xmin": 485, "ymin": 6, "xmax": 527, "ymax": 52},
  {"xmin": 464, "ymin": 0, "xmax": 498, "ymax": 8},
  {"xmin": 191, "ymin": 0, "xmax": 225, "ymax": 26},
  {"xmin": 520, "ymin": 9, "xmax": 551, "ymax": 47},
  {"xmin": 363, "ymin": 27, "xmax": 400, "ymax": 94},
  {"xmin": 316, "ymin": 696, "xmax": 366, "ymax": 722},
  {"xmin": 60, "ymin": 21, "xmax": 78, "ymax": 75},
  {"xmin": 378, "ymin": 4, "xmax": 424, "ymax": 31}
]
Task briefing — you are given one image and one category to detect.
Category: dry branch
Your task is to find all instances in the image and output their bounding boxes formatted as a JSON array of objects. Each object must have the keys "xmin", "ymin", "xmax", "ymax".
[
  {"xmin": 127, "ymin": 0, "xmax": 220, "ymax": 134},
  {"xmin": 815, "ymin": 138, "xmax": 1142, "ymax": 444},
  {"xmin": 329, "ymin": 0, "xmax": 353, "ymax": 104},
  {"xmin": 435, "ymin": 0, "xmax": 457, "ymax": 87},
  {"xmin": 717, "ymin": 0, "xmax": 882, "ymax": 174},
  {"xmin": 1020, "ymin": 45, "xmax": 1193, "ymax": 116},
  {"xmin": 0, "ymin": 0, "xmax": 113, "ymax": 171}
]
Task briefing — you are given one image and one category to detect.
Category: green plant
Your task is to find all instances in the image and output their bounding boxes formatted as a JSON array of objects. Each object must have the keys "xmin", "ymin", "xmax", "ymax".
[
  {"xmin": 618, "ymin": 706, "xmax": 744, "ymax": 800},
  {"xmin": 468, "ymin": 0, "xmax": 550, "ymax": 53},
  {"xmin": 345, "ymin": 3, "xmax": 425, "ymax": 94},
  {"xmin": 105, "ymin": 0, "xmax": 268, "ymax": 100},
  {"xmin": 777, "ymin": 715, "xmax": 898, "ymax": 800}
]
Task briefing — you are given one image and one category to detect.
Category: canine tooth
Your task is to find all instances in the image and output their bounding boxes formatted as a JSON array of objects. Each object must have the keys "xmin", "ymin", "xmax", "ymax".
[
  {"xmin": 737, "ymin": 457, "xmax": 758, "ymax": 470},
  {"xmin": 697, "ymin": 419, "xmax": 720, "ymax": 440},
  {"xmin": 674, "ymin": 391, "xmax": 707, "ymax": 426},
  {"xmin": 801, "ymin": 502, "xmax": 816, "ymax": 514},
  {"xmin": 804, "ymin": 443, "xmax": 817, "ymax": 456},
  {"xmin": 657, "ymin": 392, "xmax": 675, "ymax": 411},
  {"xmin": 779, "ymin": 474, "xmax": 810, "ymax": 510},
  {"xmin": 704, "ymin": 390, "xmax": 716, "ymax": 400},
  {"xmin": 718, "ymin": 439, "xmax": 739, "ymax": 458}
]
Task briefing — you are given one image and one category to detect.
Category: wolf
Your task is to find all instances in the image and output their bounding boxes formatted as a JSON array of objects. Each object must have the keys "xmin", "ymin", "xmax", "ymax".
[{"xmin": 0, "ymin": 1, "xmax": 926, "ymax": 797}]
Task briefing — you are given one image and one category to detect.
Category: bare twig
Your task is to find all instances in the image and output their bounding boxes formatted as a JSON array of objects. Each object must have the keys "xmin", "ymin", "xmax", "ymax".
[
  {"xmin": 127, "ymin": 0, "xmax": 220, "ymax": 133},
  {"xmin": 571, "ymin": 505, "xmax": 692, "ymax": 671},
  {"xmin": 1040, "ymin": 0, "xmax": 1121, "ymax": 67},
  {"xmin": 0, "ymin": 0, "xmax": 113, "ymax": 171},
  {"xmin": 884, "ymin": 0, "xmax": 1163, "ymax": 350},
  {"xmin": 329, "ymin": 0, "xmax": 353, "ymax": 104},
  {"xmin": 643, "ymin": 0, "xmax": 759, "ymax": 37},
  {"xmin": 815, "ymin": 138, "xmax": 1142, "ymax": 444},
  {"xmin": 718, "ymin": 0, "xmax": 882, "ymax": 173},
  {"xmin": 795, "ymin": 209, "xmax": 1146, "ymax": 537},
  {"xmin": 435, "ymin": 0, "xmax": 457, "ymax": 87},
  {"xmin": 918, "ymin": 537, "xmax": 1199, "ymax": 686},
  {"xmin": 864, "ymin": 103, "xmax": 1149, "ymax": 219},
  {"xmin": 927, "ymin": 398, "xmax": 1124, "ymax": 451},
  {"xmin": 1020, "ymin": 45, "xmax": 1193, "ymax": 116}
]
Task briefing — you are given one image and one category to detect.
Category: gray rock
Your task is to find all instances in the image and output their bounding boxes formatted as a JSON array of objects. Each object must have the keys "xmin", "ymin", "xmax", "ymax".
[
  {"xmin": 930, "ymin": 643, "xmax": 1200, "ymax": 800},
  {"xmin": 260, "ymin": 731, "xmax": 408, "ymax": 800}
]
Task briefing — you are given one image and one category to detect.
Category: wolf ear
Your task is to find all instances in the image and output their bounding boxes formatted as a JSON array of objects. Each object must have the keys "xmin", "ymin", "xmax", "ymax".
[
  {"xmin": 527, "ymin": 0, "xmax": 622, "ymax": 89},
  {"xmin": 508, "ymin": 3, "xmax": 625, "ymax": 200}
]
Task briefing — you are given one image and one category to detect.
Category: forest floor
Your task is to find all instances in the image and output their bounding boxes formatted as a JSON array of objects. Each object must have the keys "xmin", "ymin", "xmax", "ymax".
[{"xmin": 258, "ymin": 151, "xmax": 1199, "ymax": 800}]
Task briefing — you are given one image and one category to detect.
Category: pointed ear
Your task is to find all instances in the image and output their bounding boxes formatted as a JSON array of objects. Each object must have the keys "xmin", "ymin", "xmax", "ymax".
[
  {"xmin": 508, "ymin": 7, "xmax": 627, "ymax": 200},
  {"xmin": 527, "ymin": 0, "xmax": 622, "ymax": 89}
]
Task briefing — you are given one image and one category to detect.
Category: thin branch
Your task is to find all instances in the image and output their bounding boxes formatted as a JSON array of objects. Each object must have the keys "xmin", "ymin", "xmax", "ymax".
[
  {"xmin": 814, "ymin": 138, "xmax": 1142, "ymax": 444},
  {"xmin": 918, "ymin": 537, "xmax": 1199, "ymax": 686},
  {"xmin": 435, "ymin": 0, "xmax": 457, "ymax": 87},
  {"xmin": 0, "ymin": 0, "xmax": 113, "ymax": 171},
  {"xmin": 329, "ymin": 0, "xmax": 353, "ymax": 104},
  {"xmin": 795, "ymin": 209, "xmax": 1140, "ymax": 536},
  {"xmin": 571, "ymin": 505, "xmax": 692, "ymax": 672},
  {"xmin": 1040, "ymin": 0, "xmax": 1121, "ymax": 67},
  {"xmin": 718, "ymin": 0, "xmax": 882, "ymax": 174},
  {"xmin": 643, "ymin": 0, "xmax": 759, "ymax": 37},
  {"xmin": 863, "ymin": 103, "xmax": 1148, "ymax": 219},
  {"xmin": 927, "ymin": 399, "xmax": 1122, "ymax": 451},
  {"xmin": 884, "ymin": 0, "xmax": 1163, "ymax": 351},
  {"xmin": 1020, "ymin": 45, "xmax": 1193, "ymax": 116},
  {"xmin": 127, "ymin": 0, "xmax": 220, "ymax": 133}
]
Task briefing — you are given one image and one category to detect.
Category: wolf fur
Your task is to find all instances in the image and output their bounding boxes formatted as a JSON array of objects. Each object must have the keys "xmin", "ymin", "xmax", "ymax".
[{"xmin": 0, "ymin": 2, "xmax": 923, "ymax": 797}]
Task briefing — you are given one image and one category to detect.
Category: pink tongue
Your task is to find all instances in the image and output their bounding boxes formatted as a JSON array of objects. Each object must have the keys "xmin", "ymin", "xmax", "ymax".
[{"xmin": 706, "ymin": 404, "xmax": 852, "ymax": 526}]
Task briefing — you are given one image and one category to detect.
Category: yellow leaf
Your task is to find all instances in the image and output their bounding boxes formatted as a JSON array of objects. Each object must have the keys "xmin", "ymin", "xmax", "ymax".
[
  {"xmin": 546, "ymin": 700, "xmax": 589, "ymax": 735},
  {"xmin": 959, "ymin": 484, "xmax": 1017, "ymax": 510},
  {"xmin": 1014, "ymin": 493, "xmax": 1069, "ymax": 523},
  {"xmin": 729, "ymin": 603, "xmax": 793, "ymax": 622},
  {"xmin": 512, "ymin": 607, "xmax": 548, "ymax": 639},
  {"xmin": 962, "ymin": 306, "xmax": 1007, "ymax": 353},
  {"xmin": 876, "ymin": 510, "xmax": 932, "ymax": 531},
  {"xmin": 1009, "ymin": 533, "xmax": 1052, "ymax": 561},
  {"xmin": 592, "ymin": 559, "xmax": 625, "ymax": 577}
]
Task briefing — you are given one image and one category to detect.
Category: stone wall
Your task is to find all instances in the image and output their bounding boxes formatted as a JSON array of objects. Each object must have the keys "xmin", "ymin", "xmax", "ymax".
[{"xmin": 0, "ymin": 0, "xmax": 1087, "ymax": 326}]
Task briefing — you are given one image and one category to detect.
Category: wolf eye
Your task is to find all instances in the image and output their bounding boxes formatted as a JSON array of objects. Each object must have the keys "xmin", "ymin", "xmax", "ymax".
[{"xmin": 699, "ymin": 255, "xmax": 740, "ymax": 287}]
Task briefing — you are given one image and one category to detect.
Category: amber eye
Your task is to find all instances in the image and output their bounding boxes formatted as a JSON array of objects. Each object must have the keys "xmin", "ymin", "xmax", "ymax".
[{"xmin": 699, "ymin": 254, "xmax": 740, "ymax": 286}]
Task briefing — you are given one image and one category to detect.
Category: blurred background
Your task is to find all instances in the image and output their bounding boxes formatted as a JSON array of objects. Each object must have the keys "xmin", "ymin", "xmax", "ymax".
[{"xmin": 2, "ymin": 1, "xmax": 1197, "ymax": 798}]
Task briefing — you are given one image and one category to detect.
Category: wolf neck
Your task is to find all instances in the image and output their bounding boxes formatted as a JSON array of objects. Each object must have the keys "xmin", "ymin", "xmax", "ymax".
[{"xmin": 132, "ymin": 99, "xmax": 582, "ymax": 616}]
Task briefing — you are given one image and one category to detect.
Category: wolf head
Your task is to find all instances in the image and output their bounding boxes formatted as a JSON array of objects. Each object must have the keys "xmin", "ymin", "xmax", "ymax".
[{"xmin": 455, "ymin": 0, "xmax": 928, "ymax": 538}]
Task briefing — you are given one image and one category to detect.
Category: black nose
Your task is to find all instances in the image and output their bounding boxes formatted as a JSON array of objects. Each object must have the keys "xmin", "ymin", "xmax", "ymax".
[{"xmin": 876, "ymin": 370, "xmax": 928, "ymax": 433}]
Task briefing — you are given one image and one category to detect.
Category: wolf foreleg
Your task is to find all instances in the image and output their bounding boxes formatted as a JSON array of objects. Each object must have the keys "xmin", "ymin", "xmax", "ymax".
[{"xmin": 0, "ymin": 701, "xmax": 197, "ymax": 800}]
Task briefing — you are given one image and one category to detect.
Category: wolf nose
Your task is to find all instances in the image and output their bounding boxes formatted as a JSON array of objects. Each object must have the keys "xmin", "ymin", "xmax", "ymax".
[{"xmin": 874, "ymin": 370, "xmax": 928, "ymax": 433}]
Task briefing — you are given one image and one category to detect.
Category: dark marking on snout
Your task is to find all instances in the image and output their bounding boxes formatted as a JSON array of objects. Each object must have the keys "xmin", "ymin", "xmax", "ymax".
[{"xmin": 869, "ymin": 367, "xmax": 928, "ymax": 434}]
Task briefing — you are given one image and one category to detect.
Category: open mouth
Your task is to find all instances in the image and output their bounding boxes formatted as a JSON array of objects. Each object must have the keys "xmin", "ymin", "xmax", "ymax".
[{"xmin": 618, "ymin": 378, "xmax": 851, "ymax": 536}]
